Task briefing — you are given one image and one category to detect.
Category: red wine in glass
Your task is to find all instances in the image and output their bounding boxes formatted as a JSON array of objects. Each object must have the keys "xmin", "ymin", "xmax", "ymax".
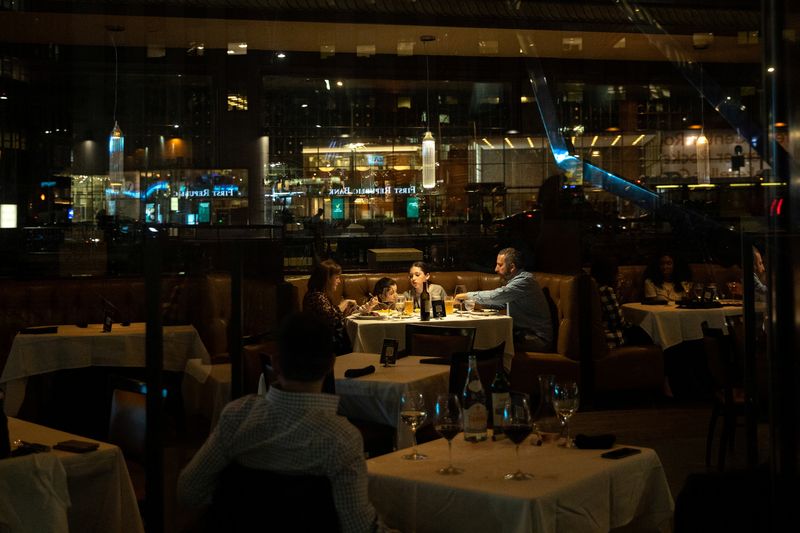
[{"xmin": 504, "ymin": 424, "xmax": 533, "ymax": 445}]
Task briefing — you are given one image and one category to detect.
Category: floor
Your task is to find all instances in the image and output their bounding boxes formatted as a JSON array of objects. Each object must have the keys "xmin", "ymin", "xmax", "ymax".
[{"xmin": 570, "ymin": 400, "xmax": 768, "ymax": 498}]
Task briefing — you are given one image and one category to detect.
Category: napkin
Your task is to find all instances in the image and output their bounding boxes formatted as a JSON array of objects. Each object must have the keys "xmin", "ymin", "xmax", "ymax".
[
  {"xmin": 574, "ymin": 433, "xmax": 616, "ymax": 449},
  {"xmin": 344, "ymin": 365, "xmax": 376, "ymax": 378},
  {"xmin": 19, "ymin": 326, "xmax": 58, "ymax": 334},
  {"xmin": 419, "ymin": 357, "xmax": 450, "ymax": 365}
]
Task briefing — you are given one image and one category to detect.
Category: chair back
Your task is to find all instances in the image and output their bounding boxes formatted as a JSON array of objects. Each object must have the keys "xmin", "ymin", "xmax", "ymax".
[
  {"xmin": 211, "ymin": 462, "xmax": 341, "ymax": 533},
  {"xmin": 448, "ymin": 342, "xmax": 505, "ymax": 396},
  {"xmin": 404, "ymin": 325, "xmax": 476, "ymax": 359}
]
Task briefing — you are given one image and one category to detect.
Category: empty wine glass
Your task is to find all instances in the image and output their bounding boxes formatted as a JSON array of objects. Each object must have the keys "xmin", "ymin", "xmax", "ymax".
[
  {"xmin": 692, "ymin": 282, "xmax": 704, "ymax": 301},
  {"xmin": 551, "ymin": 381, "xmax": 580, "ymax": 448},
  {"xmin": 463, "ymin": 299, "xmax": 476, "ymax": 313},
  {"xmin": 400, "ymin": 390, "xmax": 428, "ymax": 460},
  {"xmin": 502, "ymin": 392, "xmax": 534, "ymax": 480},
  {"xmin": 454, "ymin": 285, "xmax": 467, "ymax": 313},
  {"xmin": 434, "ymin": 393, "xmax": 463, "ymax": 475}
]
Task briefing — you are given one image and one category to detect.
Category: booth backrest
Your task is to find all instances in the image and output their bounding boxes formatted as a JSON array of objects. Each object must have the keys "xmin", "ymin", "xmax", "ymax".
[
  {"xmin": 285, "ymin": 271, "xmax": 504, "ymax": 312},
  {"xmin": 616, "ymin": 263, "xmax": 744, "ymax": 304},
  {"xmin": 531, "ymin": 272, "xmax": 583, "ymax": 361}
]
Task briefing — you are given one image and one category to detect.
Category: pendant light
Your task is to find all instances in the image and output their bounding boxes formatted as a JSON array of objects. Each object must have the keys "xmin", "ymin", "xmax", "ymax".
[
  {"xmin": 108, "ymin": 27, "xmax": 124, "ymax": 188},
  {"xmin": 421, "ymin": 35, "xmax": 436, "ymax": 189},
  {"xmin": 695, "ymin": 68, "xmax": 710, "ymax": 184}
]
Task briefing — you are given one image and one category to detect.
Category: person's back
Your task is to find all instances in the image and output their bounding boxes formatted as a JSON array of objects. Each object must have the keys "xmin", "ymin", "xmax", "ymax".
[{"xmin": 178, "ymin": 312, "xmax": 380, "ymax": 533}]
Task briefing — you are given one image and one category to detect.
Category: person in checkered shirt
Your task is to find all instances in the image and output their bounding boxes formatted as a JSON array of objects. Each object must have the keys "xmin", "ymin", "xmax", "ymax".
[
  {"xmin": 178, "ymin": 312, "xmax": 388, "ymax": 532},
  {"xmin": 591, "ymin": 255, "xmax": 653, "ymax": 349}
]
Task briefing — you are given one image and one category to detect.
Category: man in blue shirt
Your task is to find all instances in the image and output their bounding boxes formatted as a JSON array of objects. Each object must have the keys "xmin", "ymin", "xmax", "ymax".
[{"xmin": 455, "ymin": 247, "xmax": 553, "ymax": 352}]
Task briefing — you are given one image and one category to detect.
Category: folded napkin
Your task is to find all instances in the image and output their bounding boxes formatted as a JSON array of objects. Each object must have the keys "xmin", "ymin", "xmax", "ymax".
[
  {"xmin": 19, "ymin": 326, "xmax": 58, "ymax": 335},
  {"xmin": 574, "ymin": 433, "xmax": 616, "ymax": 449},
  {"xmin": 419, "ymin": 357, "xmax": 450, "ymax": 365},
  {"xmin": 344, "ymin": 365, "xmax": 376, "ymax": 378}
]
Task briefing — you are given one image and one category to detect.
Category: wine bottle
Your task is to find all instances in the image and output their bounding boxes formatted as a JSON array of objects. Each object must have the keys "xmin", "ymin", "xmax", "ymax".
[
  {"xmin": 420, "ymin": 281, "xmax": 431, "ymax": 321},
  {"xmin": 490, "ymin": 361, "xmax": 510, "ymax": 440},
  {"xmin": 462, "ymin": 355, "xmax": 488, "ymax": 442}
]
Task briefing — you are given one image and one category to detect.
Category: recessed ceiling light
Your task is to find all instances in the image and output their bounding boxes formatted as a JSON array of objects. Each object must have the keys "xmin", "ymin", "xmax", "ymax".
[
  {"xmin": 336, "ymin": 81, "xmax": 344, "ymax": 87},
  {"xmin": 277, "ymin": 52, "xmax": 286, "ymax": 59}
]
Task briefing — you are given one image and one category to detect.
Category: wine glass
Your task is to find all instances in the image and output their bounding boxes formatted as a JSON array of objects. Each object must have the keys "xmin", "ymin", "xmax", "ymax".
[
  {"xmin": 502, "ymin": 392, "xmax": 534, "ymax": 480},
  {"xmin": 463, "ymin": 299, "xmax": 476, "ymax": 313},
  {"xmin": 454, "ymin": 285, "xmax": 467, "ymax": 313},
  {"xmin": 551, "ymin": 381, "xmax": 580, "ymax": 448},
  {"xmin": 394, "ymin": 294, "xmax": 407, "ymax": 318},
  {"xmin": 400, "ymin": 390, "xmax": 428, "ymax": 460},
  {"xmin": 692, "ymin": 282, "xmax": 704, "ymax": 302},
  {"xmin": 434, "ymin": 393, "xmax": 463, "ymax": 475}
]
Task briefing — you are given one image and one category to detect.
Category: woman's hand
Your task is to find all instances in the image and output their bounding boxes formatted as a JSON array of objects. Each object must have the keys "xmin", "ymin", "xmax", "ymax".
[{"xmin": 339, "ymin": 299, "xmax": 357, "ymax": 314}]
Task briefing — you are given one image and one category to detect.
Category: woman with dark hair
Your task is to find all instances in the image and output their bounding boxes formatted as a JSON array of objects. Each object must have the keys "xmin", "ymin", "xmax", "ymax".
[
  {"xmin": 405, "ymin": 261, "xmax": 447, "ymax": 309},
  {"xmin": 591, "ymin": 255, "xmax": 653, "ymax": 348},
  {"xmin": 303, "ymin": 260, "xmax": 376, "ymax": 355},
  {"xmin": 643, "ymin": 252, "xmax": 691, "ymax": 303}
]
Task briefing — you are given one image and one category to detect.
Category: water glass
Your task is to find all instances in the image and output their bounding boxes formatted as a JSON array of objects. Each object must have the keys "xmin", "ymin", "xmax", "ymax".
[
  {"xmin": 552, "ymin": 381, "xmax": 579, "ymax": 448},
  {"xmin": 463, "ymin": 299, "xmax": 476, "ymax": 313}
]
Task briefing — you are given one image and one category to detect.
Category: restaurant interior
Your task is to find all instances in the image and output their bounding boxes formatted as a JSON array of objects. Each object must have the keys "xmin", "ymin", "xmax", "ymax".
[{"xmin": 0, "ymin": 0, "xmax": 798, "ymax": 531}]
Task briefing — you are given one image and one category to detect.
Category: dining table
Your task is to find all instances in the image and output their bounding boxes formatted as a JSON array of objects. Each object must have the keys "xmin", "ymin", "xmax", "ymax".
[
  {"xmin": 621, "ymin": 302, "xmax": 743, "ymax": 350},
  {"xmin": 367, "ymin": 436, "xmax": 674, "ymax": 533},
  {"xmin": 2, "ymin": 417, "xmax": 144, "ymax": 533},
  {"xmin": 346, "ymin": 311, "xmax": 515, "ymax": 369},
  {"xmin": 334, "ymin": 352, "xmax": 451, "ymax": 449},
  {"xmin": 0, "ymin": 323, "xmax": 209, "ymax": 416}
]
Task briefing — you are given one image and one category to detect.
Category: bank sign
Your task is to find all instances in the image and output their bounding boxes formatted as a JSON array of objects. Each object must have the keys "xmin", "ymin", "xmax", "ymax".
[
  {"xmin": 177, "ymin": 184, "xmax": 241, "ymax": 198},
  {"xmin": 328, "ymin": 185, "xmax": 416, "ymax": 196}
]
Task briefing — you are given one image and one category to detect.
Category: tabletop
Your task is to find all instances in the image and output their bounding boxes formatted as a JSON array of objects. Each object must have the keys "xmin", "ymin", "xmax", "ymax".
[
  {"xmin": 346, "ymin": 312, "xmax": 514, "ymax": 368},
  {"xmin": 335, "ymin": 352, "xmax": 450, "ymax": 449},
  {"xmin": 4, "ymin": 417, "xmax": 144, "ymax": 533},
  {"xmin": 1, "ymin": 323, "xmax": 209, "ymax": 416},
  {"xmin": 622, "ymin": 302, "xmax": 743, "ymax": 350},
  {"xmin": 368, "ymin": 436, "xmax": 674, "ymax": 533}
]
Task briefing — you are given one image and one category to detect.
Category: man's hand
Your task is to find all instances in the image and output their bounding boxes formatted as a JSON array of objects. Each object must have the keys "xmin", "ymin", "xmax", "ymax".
[{"xmin": 454, "ymin": 293, "xmax": 468, "ymax": 301}]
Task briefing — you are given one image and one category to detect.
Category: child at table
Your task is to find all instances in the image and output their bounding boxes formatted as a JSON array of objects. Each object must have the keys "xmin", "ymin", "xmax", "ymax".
[{"xmin": 372, "ymin": 277, "xmax": 399, "ymax": 311}]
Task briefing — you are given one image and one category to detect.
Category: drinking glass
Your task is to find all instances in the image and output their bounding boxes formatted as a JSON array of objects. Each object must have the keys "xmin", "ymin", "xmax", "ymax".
[
  {"xmin": 692, "ymin": 282, "xmax": 704, "ymax": 301},
  {"xmin": 551, "ymin": 381, "xmax": 580, "ymax": 448},
  {"xmin": 444, "ymin": 296, "xmax": 455, "ymax": 316},
  {"xmin": 394, "ymin": 294, "xmax": 407, "ymax": 318},
  {"xmin": 463, "ymin": 299, "xmax": 476, "ymax": 313},
  {"xmin": 502, "ymin": 392, "xmax": 534, "ymax": 480},
  {"xmin": 454, "ymin": 285, "xmax": 467, "ymax": 313},
  {"xmin": 434, "ymin": 393, "xmax": 463, "ymax": 474},
  {"xmin": 400, "ymin": 390, "xmax": 428, "ymax": 460}
]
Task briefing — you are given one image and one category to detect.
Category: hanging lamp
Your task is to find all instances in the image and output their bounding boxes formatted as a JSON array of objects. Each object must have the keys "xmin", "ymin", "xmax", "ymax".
[{"xmin": 421, "ymin": 35, "xmax": 436, "ymax": 189}]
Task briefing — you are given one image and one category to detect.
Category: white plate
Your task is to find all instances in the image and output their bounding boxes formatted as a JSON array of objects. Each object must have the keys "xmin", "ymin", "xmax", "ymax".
[
  {"xmin": 350, "ymin": 314, "xmax": 387, "ymax": 320},
  {"xmin": 470, "ymin": 310, "xmax": 499, "ymax": 316}
]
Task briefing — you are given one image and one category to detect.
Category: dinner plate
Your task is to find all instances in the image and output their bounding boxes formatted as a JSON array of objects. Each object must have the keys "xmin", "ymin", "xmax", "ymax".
[
  {"xmin": 470, "ymin": 310, "xmax": 499, "ymax": 316},
  {"xmin": 350, "ymin": 314, "xmax": 387, "ymax": 320}
]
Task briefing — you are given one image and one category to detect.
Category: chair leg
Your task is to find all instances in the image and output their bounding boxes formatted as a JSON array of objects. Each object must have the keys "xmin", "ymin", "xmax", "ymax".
[
  {"xmin": 718, "ymin": 408, "xmax": 734, "ymax": 472},
  {"xmin": 706, "ymin": 404, "xmax": 720, "ymax": 468}
]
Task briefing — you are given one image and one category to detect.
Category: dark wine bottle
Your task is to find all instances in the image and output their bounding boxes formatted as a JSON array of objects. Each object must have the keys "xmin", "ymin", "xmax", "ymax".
[
  {"xmin": 420, "ymin": 281, "xmax": 431, "ymax": 321},
  {"xmin": 490, "ymin": 361, "xmax": 511, "ymax": 440}
]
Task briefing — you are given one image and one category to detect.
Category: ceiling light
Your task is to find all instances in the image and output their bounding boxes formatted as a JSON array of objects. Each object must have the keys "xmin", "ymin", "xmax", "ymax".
[
  {"xmin": 504, "ymin": 138, "xmax": 514, "ymax": 148},
  {"xmin": 632, "ymin": 134, "xmax": 645, "ymax": 145},
  {"xmin": 611, "ymin": 135, "xmax": 621, "ymax": 146},
  {"xmin": 336, "ymin": 80, "xmax": 344, "ymax": 87},
  {"xmin": 276, "ymin": 52, "xmax": 286, "ymax": 59}
]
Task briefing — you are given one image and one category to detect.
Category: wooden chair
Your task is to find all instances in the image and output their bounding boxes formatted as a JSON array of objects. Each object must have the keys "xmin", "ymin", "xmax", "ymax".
[
  {"xmin": 701, "ymin": 319, "xmax": 745, "ymax": 470},
  {"xmin": 209, "ymin": 462, "xmax": 341, "ymax": 533},
  {"xmin": 404, "ymin": 324, "xmax": 476, "ymax": 359}
]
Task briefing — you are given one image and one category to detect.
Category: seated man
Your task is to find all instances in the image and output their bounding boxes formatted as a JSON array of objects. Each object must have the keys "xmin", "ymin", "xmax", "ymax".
[
  {"xmin": 178, "ymin": 312, "xmax": 385, "ymax": 533},
  {"xmin": 455, "ymin": 247, "xmax": 553, "ymax": 352}
]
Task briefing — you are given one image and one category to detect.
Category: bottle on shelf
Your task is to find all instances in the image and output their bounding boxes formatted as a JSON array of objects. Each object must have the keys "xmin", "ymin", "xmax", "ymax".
[
  {"xmin": 462, "ymin": 354, "xmax": 488, "ymax": 442},
  {"xmin": 490, "ymin": 361, "xmax": 511, "ymax": 440},
  {"xmin": 420, "ymin": 281, "xmax": 431, "ymax": 322}
]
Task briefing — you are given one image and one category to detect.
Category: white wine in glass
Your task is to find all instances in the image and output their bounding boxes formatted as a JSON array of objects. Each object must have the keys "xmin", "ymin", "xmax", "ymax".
[
  {"xmin": 434, "ymin": 393, "xmax": 463, "ymax": 475},
  {"xmin": 400, "ymin": 390, "xmax": 428, "ymax": 460},
  {"xmin": 552, "ymin": 381, "xmax": 579, "ymax": 448}
]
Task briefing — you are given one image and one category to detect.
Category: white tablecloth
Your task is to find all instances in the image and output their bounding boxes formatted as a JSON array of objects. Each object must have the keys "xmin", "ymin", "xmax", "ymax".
[
  {"xmin": 182, "ymin": 359, "xmax": 232, "ymax": 430},
  {"xmin": 1, "ymin": 323, "xmax": 209, "ymax": 416},
  {"xmin": 346, "ymin": 313, "xmax": 515, "ymax": 368},
  {"xmin": 368, "ymin": 438, "xmax": 674, "ymax": 533},
  {"xmin": 622, "ymin": 303, "xmax": 743, "ymax": 350},
  {"xmin": 334, "ymin": 352, "xmax": 450, "ymax": 448},
  {"xmin": 5, "ymin": 417, "xmax": 144, "ymax": 533}
]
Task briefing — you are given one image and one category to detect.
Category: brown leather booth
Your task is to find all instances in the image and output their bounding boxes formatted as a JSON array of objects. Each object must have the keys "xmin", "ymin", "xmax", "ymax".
[{"xmin": 617, "ymin": 263, "xmax": 744, "ymax": 304}]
